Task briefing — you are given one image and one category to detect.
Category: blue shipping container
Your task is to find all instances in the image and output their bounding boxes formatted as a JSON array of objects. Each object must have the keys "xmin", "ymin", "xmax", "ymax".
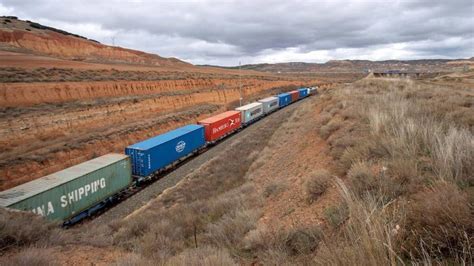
[
  {"xmin": 298, "ymin": 88, "xmax": 309, "ymax": 98},
  {"xmin": 125, "ymin": 125, "xmax": 205, "ymax": 177},
  {"xmin": 278, "ymin": 93, "xmax": 292, "ymax": 107}
]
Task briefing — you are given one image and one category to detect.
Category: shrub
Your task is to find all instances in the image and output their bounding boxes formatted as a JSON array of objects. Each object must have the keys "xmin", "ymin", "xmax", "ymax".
[
  {"xmin": 263, "ymin": 181, "xmax": 287, "ymax": 198},
  {"xmin": 165, "ymin": 246, "xmax": 237, "ymax": 266},
  {"xmin": 347, "ymin": 162, "xmax": 378, "ymax": 199},
  {"xmin": 205, "ymin": 208, "xmax": 261, "ymax": 254},
  {"xmin": 0, "ymin": 209, "xmax": 58, "ymax": 249},
  {"xmin": 319, "ymin": 119, "xmax": 342, "ymax": 140},
  {"xmin": 304, "ymin": 169, "xmax": 331, "ymax": 203},
  {"xmin": 324, "ymin": 203, "xmax": 349, "ymax": 228},
  {"xmin": 4, "ymin": 247, "xmax": 58, "ymax": 266},
  {"xmin": 283, "ymin": 226, "xmax": 323, "ymax": 256},
  {"xmin": 402, "ymin": 182, "xmax": 473, "ymax": 260}
]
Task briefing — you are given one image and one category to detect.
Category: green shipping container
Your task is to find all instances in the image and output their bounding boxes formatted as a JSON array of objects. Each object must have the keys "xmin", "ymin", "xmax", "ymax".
[{"xmin": 0, "ymin": 153, "xmax": 132, "ymax": 222}]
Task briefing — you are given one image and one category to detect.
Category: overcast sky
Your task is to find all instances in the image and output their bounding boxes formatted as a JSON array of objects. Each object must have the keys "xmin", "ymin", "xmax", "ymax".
[{"xmin": 1, "ymin": 0, "xmax": 473, "ymax": 66}]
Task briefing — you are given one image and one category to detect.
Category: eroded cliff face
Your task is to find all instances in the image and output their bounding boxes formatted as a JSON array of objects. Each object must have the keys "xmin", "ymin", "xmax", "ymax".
[
  {"xmin": 0, "ymin": 78, "xmax": 298, "ymax": 107},
  {"xmin": 0, "ymin": 16, "xmax": 189, "ymax": 67},
  {"xmin": 0, "ymin": 18, "xmax": 322, "ymax": 191},
  {"xmin": 0, "ymin": 78, "xmax": 317, "ymax": 190}
]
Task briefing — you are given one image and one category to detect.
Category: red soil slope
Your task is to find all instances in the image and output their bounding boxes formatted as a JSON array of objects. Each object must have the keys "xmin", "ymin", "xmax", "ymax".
[{"xmin": 0, "ymin": 17, "xmax": 189, "ymax": 67}]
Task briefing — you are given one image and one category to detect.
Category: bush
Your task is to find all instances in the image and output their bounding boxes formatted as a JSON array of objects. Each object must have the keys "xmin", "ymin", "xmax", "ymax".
[
  {"xmin": 165, "ymin": 246, "xmax": 237, "ymax": 266},
  {"xmin": 347, "ymin": 162, "xmax": 378, "ymax": 199},
  {"xmin": 263, "ymin": 182, "xmax": 287, "ymax": 198},
  {"xmin": 283, "ymin": 226, "xmax": 323, "ymax": 256},
  {"xmin": 324, "ymin": 203, "xmax": 349, "ymax": 228},
  {"xmin": 402, "ymin": 182, "xmax": 473, "ymax": 260},
  {"xmin": 319, "ymin": 119, "xmax": 342, "ymax": 140},
  {"xmin": 0, "ymin": 209, "xmax": 58, "ymax": 249},
  {"xmin": 304, "ymin": 170, "xmax": 331, "ymax": 203},
  {"xmin": 3, "ymin": 247, "xmax": 58, "ymax": 266}
]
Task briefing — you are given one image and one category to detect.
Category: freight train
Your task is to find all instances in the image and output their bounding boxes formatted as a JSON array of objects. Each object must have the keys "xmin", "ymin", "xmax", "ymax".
[{"xmin": 0, "ymin": 87, "xmax": 316, "ymax": 225}]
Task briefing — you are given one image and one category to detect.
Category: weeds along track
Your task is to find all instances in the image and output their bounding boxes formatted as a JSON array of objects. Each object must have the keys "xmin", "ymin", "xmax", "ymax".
[{"xmin": 85, "ymin": 98, "xmax": 307, "ymax": 226}]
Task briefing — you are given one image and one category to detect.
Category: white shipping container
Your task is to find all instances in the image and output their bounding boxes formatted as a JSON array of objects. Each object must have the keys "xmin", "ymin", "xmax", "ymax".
[
  {"xmin": 235, "ymin": 102, "xmax": 263, "ymax": 124},
  {"xmin": 258, "ymin": 96, "xmax": 279, "ymax": 114}
]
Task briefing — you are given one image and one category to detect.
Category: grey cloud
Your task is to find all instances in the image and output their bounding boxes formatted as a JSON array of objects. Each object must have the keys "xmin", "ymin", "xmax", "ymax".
[{"xmin": 1, "ymin": 0, "xmax": 473, "ymax": 65}]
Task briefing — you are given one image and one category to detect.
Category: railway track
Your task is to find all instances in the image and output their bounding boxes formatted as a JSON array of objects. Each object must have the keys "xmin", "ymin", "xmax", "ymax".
[{"xmin": 82, "ymin": 98, "xmax": 308, "ymax": 226}]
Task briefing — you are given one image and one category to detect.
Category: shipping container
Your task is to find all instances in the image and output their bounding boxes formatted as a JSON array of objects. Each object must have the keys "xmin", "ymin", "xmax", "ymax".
[
  {"xmin": 125, "ymin": 125, "xmax": 205, "ymax": 177},
  {"xmin": 298, "ymin": 88, "xmax": 309, "ymax": 98},
  {"xmin": 278, "ymin": 93, "xmax": 291, "ymax": 107},
  {"xmin": 235, "ymin": 102, "xmax": 263, "ymax": 124},
  {"xmin": 0, "ymin": 154, "xmax": 131, "ymax": 222},
  {"xmin": 289, "ymin": 90, "xmax": 299, "ymax": 102},
  {"xmin": 198, "ymin": 111, "xmax": 241, "ymax": 142},
  {"xmin": 258, "ymin": 96, "xmax": 279, "ymax": 114}
]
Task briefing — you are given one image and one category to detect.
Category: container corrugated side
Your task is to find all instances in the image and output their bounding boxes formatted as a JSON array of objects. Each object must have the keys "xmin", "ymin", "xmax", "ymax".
[
  {"xmin": 198, "ymin": 111, "xmax": 241, "ymax": 141},
  {"xmin": 289, "ymin": 91, "xmax": 299, "ymax": 102},
  {"xmin": 277, "ymin": 93, "xmax": 291, "ymax": 107},
  {"xmin": 298, "ymin": 88, "xmax": 309, "ymax": 98},
  {"xmin": 235, "ymin": 102, "xmax": 263, "ymax": 124},
  {"xmin": 125, "ymin": 125, "xmax": 205, "ymax": 177},
  {"xmin": 0, "ymin": 154, "xmax": 132, "ymax": 222},
  {"xmin": 258, "ymin": 96, "xmax": 279, "ymax": 114}
]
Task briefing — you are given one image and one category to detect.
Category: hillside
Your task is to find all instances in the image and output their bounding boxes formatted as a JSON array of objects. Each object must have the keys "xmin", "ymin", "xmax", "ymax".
[
  {"xmin": 0, "ymin": 17, "xmax": 321, "ymax": 190},
  {"xmin": 1, "ymin": 74, "xmax": 472, "ymax": 265},
  {"xmin": 225, "ymin": 58, "xmax": 474, "ymax": 73},
  {"xmin": 0, "ymin": 16, "xmax": 189, "ymax": 67}
]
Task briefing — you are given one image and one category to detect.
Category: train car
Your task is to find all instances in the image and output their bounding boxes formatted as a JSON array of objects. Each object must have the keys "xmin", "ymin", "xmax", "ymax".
[
  {"xmin": 125, "ymin": 125, "xmax": 205, "ymax": 179},
  {"xmin": 277, "ymin": 93, "xmax": 291, "ymax": 107},
  {"xmin": 235, "ymin": 102, "xmax": 263, "ymax": 125},
  {"xmin": 198, "ymin": 111, "xmax": 241, "ymax": 142},
  {"xmin": 298, "ymin": 88, "xmax": 309, "ymax": 98},
  {"xmin": 0, "ymin": 154, "xmax": 131, "ymax": 223},
  {"xmin": 258, "ymin": 96, "xmax": 279, "ymax": 114},
  {"xmin": 289, "ymin": 90, "xmax": 299, "ymax": 102}
]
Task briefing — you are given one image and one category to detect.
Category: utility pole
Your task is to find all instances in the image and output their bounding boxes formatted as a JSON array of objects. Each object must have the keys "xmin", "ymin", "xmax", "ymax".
[{"xmin": 239, "ymin": 61, "xmax": 242, "ymax": 107}]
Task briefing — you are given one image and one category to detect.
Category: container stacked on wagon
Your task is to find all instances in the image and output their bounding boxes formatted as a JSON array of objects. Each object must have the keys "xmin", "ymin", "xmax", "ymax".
[{"xmin": 0, "ymin": 85, "xmax": 318, "ymax": 224}]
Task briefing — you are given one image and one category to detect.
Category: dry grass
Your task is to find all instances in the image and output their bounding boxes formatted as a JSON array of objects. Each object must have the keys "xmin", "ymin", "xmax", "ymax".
[
  {"xmin": 165, "ymin": 246, "xmax": 236, "ymax": 266},
  {"xmin": 304, "ymin": 169, "xmax": 331, "ymax": 203},
  {"xmin": 315, "ymin": 77, "xmax": 473, "ymax": 264},
  {"xmin": 323, "ymin": 203, "xmax": 348, "ymax": 228},
  {"xmin": 1, "ymin": 247, "xmax": 58, "ymax": 266},
  {"xmin": 0, "ymin": 209, "xmax": 60, "ymax": 250},
  {"xmin": 263, "ymin": 181, "xmax": 287, "ymax": 198},
  {"xmin": 110, "ymin": 112, "xmax": 285, "ymax": 263},
  {"xmin": 402, "ymin": 182, "xmax": 473, "ymax": 260},
  {"xmin": 319, "ymin": 119, "xmax": 342, "ymax": 140}
]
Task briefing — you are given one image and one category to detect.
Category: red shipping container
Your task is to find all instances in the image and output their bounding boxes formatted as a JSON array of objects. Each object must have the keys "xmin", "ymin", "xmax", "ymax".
[
  {"xmin": 198, "ymin": 111, "xmax": 242, "ymax": 142},
  {"xmin": 289, "ymin": 91, "xmax": 299, "ymax": 102}
]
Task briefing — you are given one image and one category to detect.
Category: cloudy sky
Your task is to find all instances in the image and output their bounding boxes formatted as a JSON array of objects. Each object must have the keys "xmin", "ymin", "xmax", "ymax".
[{"xmin": 1, "ymin": 0, "xmax": 473, "ymax": 66}]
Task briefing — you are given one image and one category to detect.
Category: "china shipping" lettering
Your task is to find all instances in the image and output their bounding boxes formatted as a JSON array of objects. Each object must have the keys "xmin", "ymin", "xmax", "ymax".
[{"xmin": 30, "ymin": 178, "xmax": 106, "ymax": 217}]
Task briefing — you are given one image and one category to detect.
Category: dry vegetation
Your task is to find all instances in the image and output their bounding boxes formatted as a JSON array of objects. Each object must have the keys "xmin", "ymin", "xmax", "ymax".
[
  {"xmin": 314, "ymin": 77, "xmax": 473, "ymax": 264},
  {"xmin": 1, "ymin": 76, "xmax": 472, "ymax": 265},
  {"xmin": 0, "ymin": 67, "xmax": 288, "ymax": 83}
]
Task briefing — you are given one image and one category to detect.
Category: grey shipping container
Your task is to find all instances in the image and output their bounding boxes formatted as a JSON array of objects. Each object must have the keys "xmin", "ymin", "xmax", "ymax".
[
  {"xmin": 0, "ymin": 154, "xmax": 132, "ymax": 222},
  {"xmin": 258, "ymin": 96, "xmax": 279, "ymax": 114},
  {"xmin": 235, "ymin": 102, "xmax": 263, "ymax": 124}
]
